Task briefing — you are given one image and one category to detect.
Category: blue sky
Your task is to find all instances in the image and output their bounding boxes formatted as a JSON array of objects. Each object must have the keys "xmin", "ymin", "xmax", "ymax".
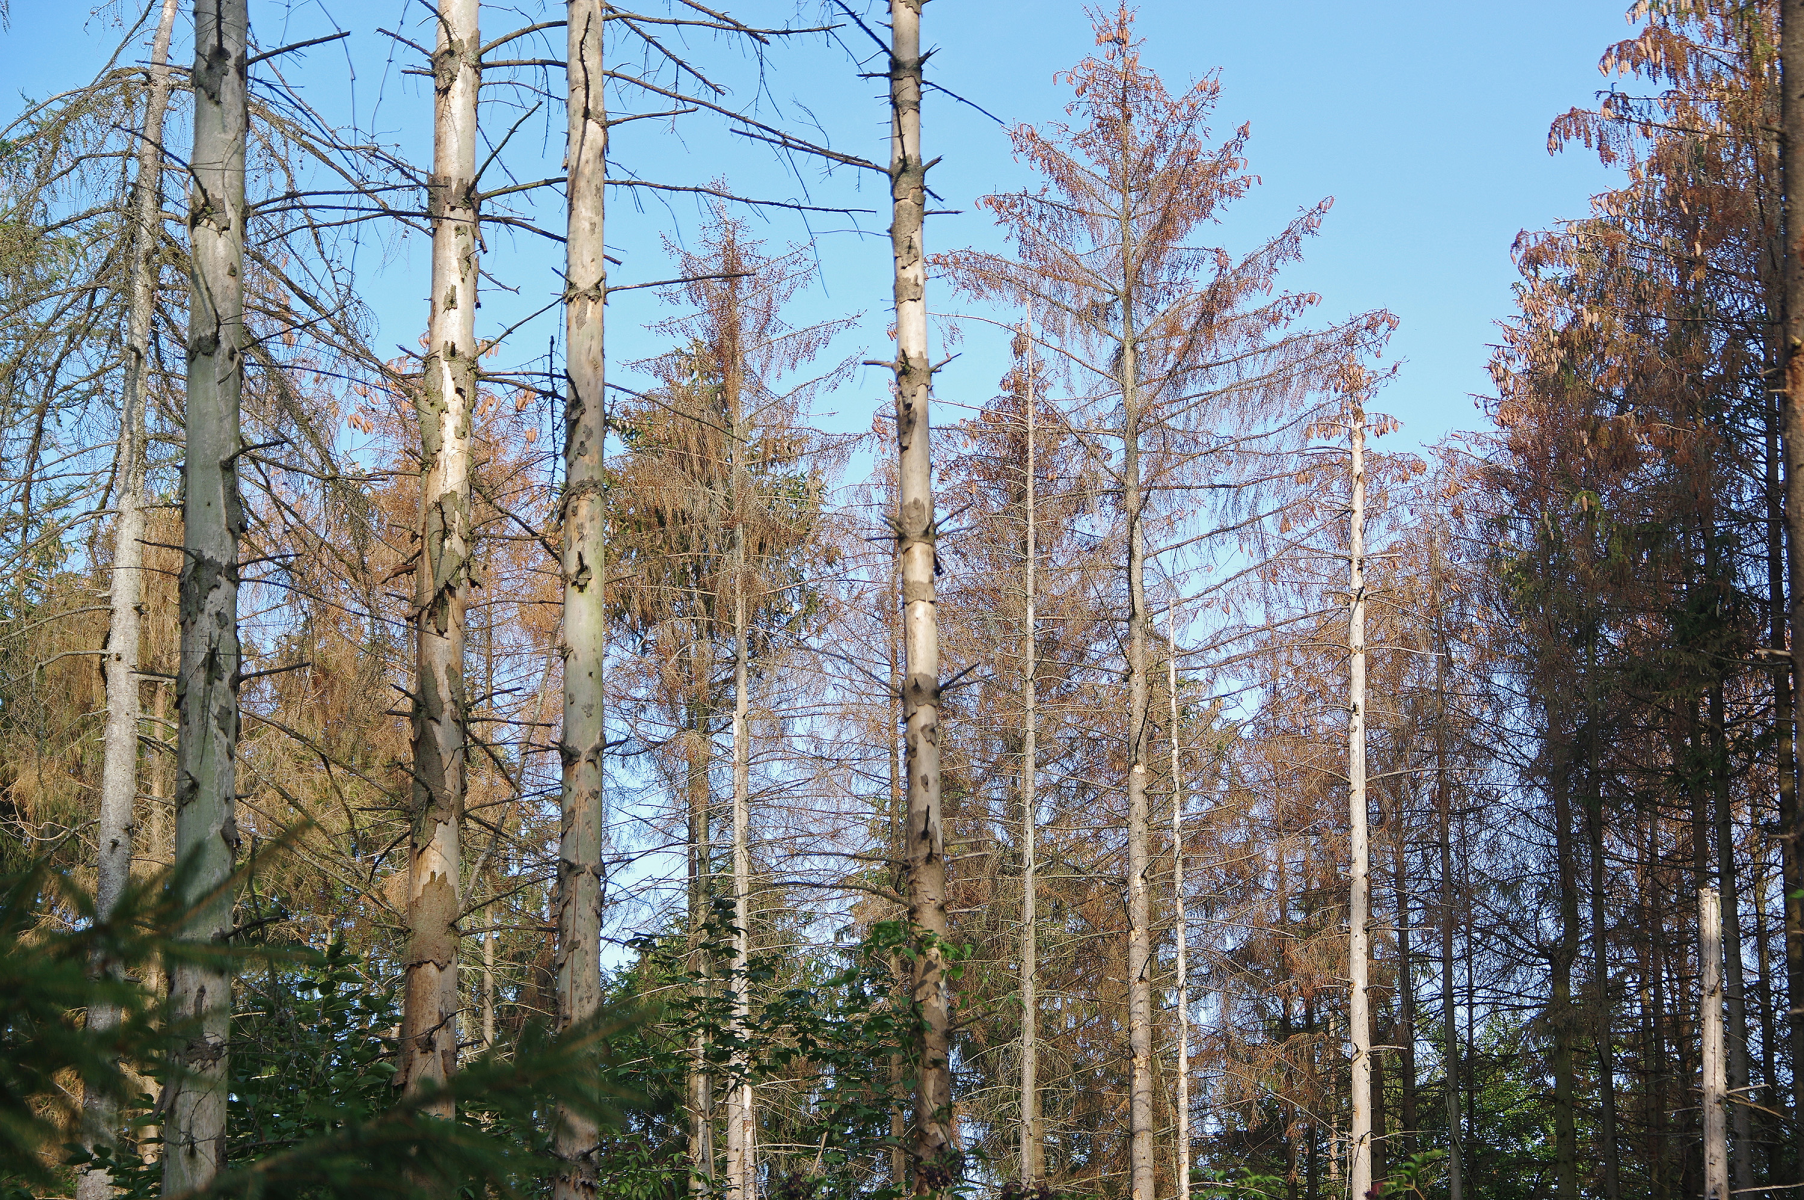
[{"xmin": 4, "ymin": 0, "xmax": 1634, "ymax": 454}]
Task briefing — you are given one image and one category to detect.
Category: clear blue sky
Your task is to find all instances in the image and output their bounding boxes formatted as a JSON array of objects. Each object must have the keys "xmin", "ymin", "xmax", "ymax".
[{"xmin": 4, "ymin": 0, "xmax": 1633, "ymax": 454}]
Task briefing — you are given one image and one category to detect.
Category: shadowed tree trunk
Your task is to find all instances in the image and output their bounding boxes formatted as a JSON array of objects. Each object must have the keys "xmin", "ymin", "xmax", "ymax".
[{"xmin": 164, "ymin": 0, "xmax": 248, "ymax": 1190}]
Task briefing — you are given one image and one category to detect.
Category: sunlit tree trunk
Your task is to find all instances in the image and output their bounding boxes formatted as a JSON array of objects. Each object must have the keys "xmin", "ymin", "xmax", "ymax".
[
  {"xmin": 1166, "ymin": 604, "xmax": 1189, "ymax": 1200},
  {"xmin": 1019, "ymin": 320, "xmax": 1041, "ymax": 1188},
  {"xmin": 725, "ymin": 277, "xmax": 757, "ymax": 1200},
  {"xmin": 1346, "ymin": 399, "xmax": 1373, "ymax": 1200},
  {"xmin": 80, "ymin": 3, "xmax": 180, "ymax": 1194},
  {"xmin": 1709, "ymin": 680, "xmax": 1755, "ymax": 1193},
  {"xmin": 164, "ymin": 0, "xmax": 247, "ymax": 1191},
  {"xmin": 1704, "ymin": 886, "xmax": 1730, "ymax": 1200},
  {"xmin": 1430, "ymin": 533, "xmax": 1461, "ymax": 1200},
  {"xmin": 401, "ymin": 0, "xmax": 479, "ymax": 1117},
  {"xmin": 888, "ymin": 0, "xmax": 954, "ymax": 1188},
  {"xmin": 555, "ymin": 1, "xmax": 607, "ymax": 1196}
]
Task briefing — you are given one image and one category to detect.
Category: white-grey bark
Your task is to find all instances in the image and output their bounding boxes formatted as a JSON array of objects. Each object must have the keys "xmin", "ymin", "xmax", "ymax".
[
  {"xmin": 1346, "ymin": 400, "xmax": 1373, "ymax": 1200},
  {"xmin": 79, "ymin": 1, "xmax": 179, "ymax": 1192},
  {"xmin": 1166, "ymin": 603, "xmax": 1189, "ymax": 1200},
  {"xmin": 1431, "ymin": 538, "xmax": 1463, "ymax": 1200},
  {"xmin": 164, "ymin": 0, "xmax": 248, "ymax": 1191},
  {"xmin": 554, "ymin": 0, "xmax": 607, "ymax": 1196},
  {"xmin": 724, "ymin": 302, "xmax": 756, "ymax": 1200},
  {"xmin": 1019, "ymin": 321, "xmax": 1040, "ymax": 1187},
  {"xmin": 1703, "ymin": 885, "xmax": 1729, "ymax": 1200},
  {"xmin": 888, "ymin": 0, "xmax": 954, "ymax": 1187},
  {"xmin": 401, "ymin": 0, "xmax": 479, "ymax": 1117}
]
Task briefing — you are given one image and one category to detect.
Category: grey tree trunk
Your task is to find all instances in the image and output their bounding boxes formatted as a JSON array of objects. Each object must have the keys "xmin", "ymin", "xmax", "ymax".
[
  {"xmin": 1346, "ymin": 401, "xmax": 1373, "ymax": 1200},
  {"xmin": 1704, "ymin": 886, "xmax": 1730, "ymax": 1200},
  {"xmin": 80, "ymin": 2, "xmax": 180, "ymax": 1194},
  {"xmin": 725, "ymin": 293, "xmax": 756, "ymax": 1200},
  {"xmin": 400, "ymin": 0, "xmax": 479, "ymax": 1117},
  {"xmin": 1166, "ymin": 604, "xmax": 1189, "ymax": 1200},
  {"xmin": 1019, "ymin": 323, "xmax": 1040, "ymax": 1187},
  {"xmin": 888, "ymin": 2, "xmax": 954, "ymax": 1187},
  {"xmin": 164, "ymin": 0, "xmax": 248, "ymax": 1191},
  {"xmin": 1430, "ymin": 540, "xmax": 1462, "ymax": 1200},
  {"xmin": 554, "ymin": 2, "xmax": 607, "ymax": 1197}
]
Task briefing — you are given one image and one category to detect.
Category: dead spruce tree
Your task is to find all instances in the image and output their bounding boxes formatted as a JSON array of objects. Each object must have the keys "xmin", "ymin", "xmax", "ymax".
[{"xmin": 165, "ymin": 0, "xmax": 248, "ymax": 1191}]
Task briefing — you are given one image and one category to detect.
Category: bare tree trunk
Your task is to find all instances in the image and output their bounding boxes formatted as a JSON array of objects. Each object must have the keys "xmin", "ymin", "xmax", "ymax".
[
  {"xmin": 725, "ymin": 287, "xmax": 756, "ymax": 1200},
  {"xmin": 555, "ymin": 2, "xmax": 607, "ymax": 1196},
  {"xmin": 1710, "ymin": 681, "xmax": 1756, "ymax": 1193},
  {"xmin": 1346, "ymin": 400, "xmax": 1373, "ymax": 1200},
  {"xmin": 1019, "ymin": 321, "xmax": 1040, "ymax": 1187},
  {"xmin": 80, "ymin": 3, "xmax": 180, "ymax": 1194},
  {"xmin": 1705, "ymin": 886, "xmax": 1730, "ymax": 1200},
  {"xmin": 687, "ymin": 693, "xmax": 715, "ymax": 1193},
  {"xmin": 1166, "ymin": 604, "xmax": 1189, "ymax": 1200},
  {"xmin": 400, "ymin": 0, "xmax": 479, "ymax": 1117},
  {"xmin": 1430, "ymin": 539, "xmax": 1461, "ymax": 1200},
  {"xmin": 1779, "ymin": 0, "xmax": 1804, "ymax": 1180},
  {"xmin": 888, "ymin": 1, "xmax": 954, "ymax": 1188},
  {"xmin": 164, "ymin": 0, "xmax": 247, "ymax": 1190}
]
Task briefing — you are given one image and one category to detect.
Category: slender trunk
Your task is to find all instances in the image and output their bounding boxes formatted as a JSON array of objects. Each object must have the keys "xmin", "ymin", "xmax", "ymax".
[
  {"xmin": 164, "ymin": 0, "xmax": 247, "ymax": 1190},
  {"xmin": 888, "ymin": 1, "xmax": 954, "ymax": 1187},
  {"xmin": 1778, "ymin": 0, "xmax": 1804, "ymax": 1180},
  {"xmin": 1346, "ymin": 401, "xmax": 1374, "ymax": 1200},
  {"xmin": 80, "ymin": 3, "xmax": 179, "ymax": 1193},
  {"xmin": 481, "ymin": 913, "xmax": 496, "ymax": 1050},
  {"xmin": 1167, "ymin": 605, "xmax": 1189, "ymax": 1200},
  {"xmin": 1705, "ymin": 887, "xmax": 1731, "ymax": 1200},
  {"xmin": 1430, "ymin": 541, "xmax": 1462, "ymax": 1200},
  {"xmin": 1550, "ymin": 718, "xmax": 1580, "ymax": 1200},
  {"xmin": 1391, "ymin": 801, "xmax": 1416, "ymax": 1158},
  {"xmin": 1019, "ymin": 323, "xmax": 1041, "ymax": 1186},
  {"xmin": 1586, "ymin": 789, "xmax": 1622, "ymax": 1200},
  {"xmin": 687, "ymin": 689, "xmax": 715, "ymax": 1191},
  {"xmin": 554, "ymin": 2, "xmax": 607, "ymax": 1195},
  {"xmin": 888, "ymin": 540, "xmax": 908, "ymax": 1191},
  {"xmin": 725, "ymin": 285, "xmax": 756, "ymax": 1200},
  {"xmin": 400, "ymin": 0, "xmax": 478, "ymax": 1117},
  {"xmin": 1709, "ymin": 681, "xmax": 1756, "ymax": 1191}
]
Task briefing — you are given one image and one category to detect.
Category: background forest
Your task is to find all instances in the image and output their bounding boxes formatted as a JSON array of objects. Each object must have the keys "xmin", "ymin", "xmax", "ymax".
[{"xmin": 2, "ymin": 3, "xmax": 1797, "ymax": 1200}]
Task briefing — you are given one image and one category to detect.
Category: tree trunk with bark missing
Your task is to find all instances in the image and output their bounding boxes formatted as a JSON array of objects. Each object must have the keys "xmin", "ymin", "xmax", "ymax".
[
  {"xmin": 79, "ymin": 3, "xmax": 179, "ymax": 1194},
  {"xmin": 1167, "ymin": 603, "xmax": 1189, "ymax": 1200},
  {"xmin": 1704, "ymin": 886, "xmax": 1730, "ymax": 1200},
  {"xmin": 1019, "ymin": 320, "xmax": 1040, "ymax": 1187},
  {"xmin": 164, "ymin": 0, "xmax": 248, "ymax": 1190},
  {"xmin": 554, "ymin": 1, "xmax": 607, "ymax": 1194},
  {"xmin": 725, "ymin": 276, "xmax": 756, "ymax": 1200},
  {"xmin": 401, "ymin": 0, "xmax": 479, "ymax": 1118},
  {"xmin": 1430, "ymin": 539, "xmax": 1462, "ymax": 1200},
  {"xmin": 1346, "ymin": 400, "xmax": 1373, "ymax": 1200},
  {"xmin": 887, "ymin": 0, "xmax": 955, "ymax": 1189}
]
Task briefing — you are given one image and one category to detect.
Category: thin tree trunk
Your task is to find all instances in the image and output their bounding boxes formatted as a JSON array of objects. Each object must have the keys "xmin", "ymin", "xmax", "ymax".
[
  {"xmin": 1550, "ymin": 719, "xmax": 1580, "ymax": 1200},
  {"xmin": 1710, "ymin": 681, "xmax": 1756, "ymax": 1192},
  {"xmin": 164, "ymin": 0, "xmax": 247, "ymax": 1190},
  {"xmin": 554, "ymin": 1, "xmax": 607, "ymax": 1194},
  {"xmin": 1019, "ymin": 322, "xmax": 1041, "ymax": 1187},
  {"xmin": 1346, "ymin": 399, "xmax": 1374, "ymax": 1200},
  {"xmin": 80, "ymin": 2, "xmax": 179, "ymax": 1193},
  {"xmin": 887, "ymin": 1, "xmax": 954, "ymax": 1187},
  {"xmin": 725, "ymin": 279, "xmax": 756, "ymax": 1200},
  {"xmin": 1586, "ymin": 782, "xmax": 1622, "ymax": 1200},
  {"xmin": 1767, "ymin": 376, "xmax": 1797, "ymax": 1186},
  {"xmin": 1778, "ymin": 0, "xmax": 1804, "ymax": 1180},
  {"xmin": 1430, "ymin": 539, "xmax": 1462, "ymax": 1200},
  {"xmin": 1166, "ymin": 604, "xmax": 1189, "ymax": 1200},
  {"xmin": 1705, "ymin": 886, "xmax": 1730, "ymax": 1200},
  {"xmin": 1391, "ymin": 798, "xmax": 1416, "ymax": 1158},
  {"xmin": 400, "ymin": 0, "xmax": 479, "ymax": 1118},
  {"xmin": 687, "ymin": 689, "xmax": 715, "ymax": 1192}
]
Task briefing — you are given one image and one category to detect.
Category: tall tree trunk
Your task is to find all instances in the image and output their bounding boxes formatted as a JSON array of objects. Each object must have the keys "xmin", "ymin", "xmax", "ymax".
[
  {"xmin": 1586, "ymin": 783, "xmax": 1622, "ymax": 1200},
  {"xmin": 687, "ymin": 688, "xmax": 715, "ymax": 1192},
  {"xmin": 1166, "ymin": 605, "xmax": 1189, "ymax": 1200},
  {"xmin": 1705, "ymin": 886, "xmax": 1731, "ymax": 1200},
  {"xmin": 1710, "ymin": 681, "xmax": 1756, "ymax": 1191},
  {"xmin": 1019, "ymin": 323, "xmax": 1041, "ymax": 1187},
  {"xmin": 554, "ymin": 1, "xmax": 607, "ymax": 1193},
  {"xmin": 1430, "ymin": 540, "xmax": 1462, "ymax": 1200},
  {"xmin": 400, "ymin": 0, "xmax": 479, "ymax": 1117},
  {"xmin": 887, "ymin": 1, "xmax": 955, "ymax": 1187},
  {"xmin": 80, "ymin": 3, "xmax": 179, "ymax": 1194},
  {"xmin": 724, "ymin": 278, "xmax": 756, "ymax": 1200},
  {"xmin": 1391, "ymin": 798, "xmax": 1416, "ymax": 1158},
  {"xmin": 164, "ymin": 0, "xmax": 247, "ymax": 1190},
  {"xmin": 1346, "ymin": 400, "xmax": 1374, "ymax": 1200},
  {"xmin": 1768, "ymin": 378, "xmax": 1798, "ymax": 1186},
  {"xmin": 1550, "ymin": 711, "xmax": 1580, "ymax": 1200},
  {"xmin": 1778, "ymin": 0, "xmax": 1804, "ymax": 1180}
]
